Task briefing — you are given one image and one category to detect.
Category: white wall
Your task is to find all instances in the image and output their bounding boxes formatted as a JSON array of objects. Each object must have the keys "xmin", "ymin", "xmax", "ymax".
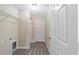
[
  {"xmin": 31, "ymin": 14, "xmax": 45, "ymax": 42},
  {"xmin": 78, "ymin": 4, "xmax": 79, "ymax": 54},
  {"xmin": 18, "ymin": 10, "xmax": 31, "ymax": 48},
  {"xmin": 0, "ymin": 5, "xmax": 18, "ymax": 55}
]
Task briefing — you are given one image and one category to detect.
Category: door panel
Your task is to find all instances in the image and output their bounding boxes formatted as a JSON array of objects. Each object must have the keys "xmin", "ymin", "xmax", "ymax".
[
  {"xmin": 56, "ymin": 5, "xmax": 68, "ymax": 54},
  {"xmin": 58, "ymin": 6, "xmax": 67, "ymax": 42},
  {"xmin": 49, "ymin": 15, "xmax": 55, "ymax": 54}
]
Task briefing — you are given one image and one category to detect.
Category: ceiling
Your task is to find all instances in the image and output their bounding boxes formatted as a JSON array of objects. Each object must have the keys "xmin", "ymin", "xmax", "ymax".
[{"xmin": 13, "ymin": 4, "xmax": 50, "ymax": 16}]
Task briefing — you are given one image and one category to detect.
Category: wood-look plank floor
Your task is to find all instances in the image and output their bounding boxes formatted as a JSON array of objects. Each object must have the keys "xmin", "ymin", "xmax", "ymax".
[
  {"xmin": 12, "ymin": 49, "xmax": 29, "ymax": 55},
  {"xmin": 13, "ymin": 42, "xmax": 49, "ymax": 55}
]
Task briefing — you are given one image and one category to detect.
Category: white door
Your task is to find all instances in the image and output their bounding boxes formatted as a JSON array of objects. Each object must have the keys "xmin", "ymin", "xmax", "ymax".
[
  {"xmin": 0, "ymin": 15, "xmax": 18, "ymax": 54},
  {"xmin": 0, "ymin": 14, "xmax": 12, "ymax": 54},
  {"xmin": 34, "ymin": 17, "xmax": 45, "ymax": 42},
  {"xmin": 49, "ymin": 5, "xmax": 78, "ymax": 55},
  {"xmin": 49, "ymin": 14, "xmax": 55, "ymax": 54}
]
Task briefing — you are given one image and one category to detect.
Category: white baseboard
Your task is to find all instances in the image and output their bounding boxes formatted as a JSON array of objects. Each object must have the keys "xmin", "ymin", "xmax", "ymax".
[
  {"xmin": 31, "ymin": 41, "xmax": 45, "ymax": 43},
  {"xmin": 31, "ymin": 41, "xmax": 36, "ymax": 43},
  {"xmin": 17, "ymin": 46, "xmax": 30, "ymax": 49}
]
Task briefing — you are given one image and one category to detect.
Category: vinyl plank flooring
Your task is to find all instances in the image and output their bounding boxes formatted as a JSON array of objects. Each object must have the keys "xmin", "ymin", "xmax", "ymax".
[{"xmin": 13, "ymin": 42, "xmax": 49, "ymax": 55}]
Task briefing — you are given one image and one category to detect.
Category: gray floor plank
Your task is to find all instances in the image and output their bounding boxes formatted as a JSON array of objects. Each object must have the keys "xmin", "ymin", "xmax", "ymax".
[{"xmin": 13, "ymin": 42, "xmax": 49, "ymax": 55}]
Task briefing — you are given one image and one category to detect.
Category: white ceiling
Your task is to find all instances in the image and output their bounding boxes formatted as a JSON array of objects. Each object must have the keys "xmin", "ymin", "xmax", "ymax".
[
  {"xmin": 13, "ymin": 4, "xmax": 49, "ymax": 16},
  {"xmin": 13, "ymin": 4, "xmax": 29, "ymax": 10}
]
